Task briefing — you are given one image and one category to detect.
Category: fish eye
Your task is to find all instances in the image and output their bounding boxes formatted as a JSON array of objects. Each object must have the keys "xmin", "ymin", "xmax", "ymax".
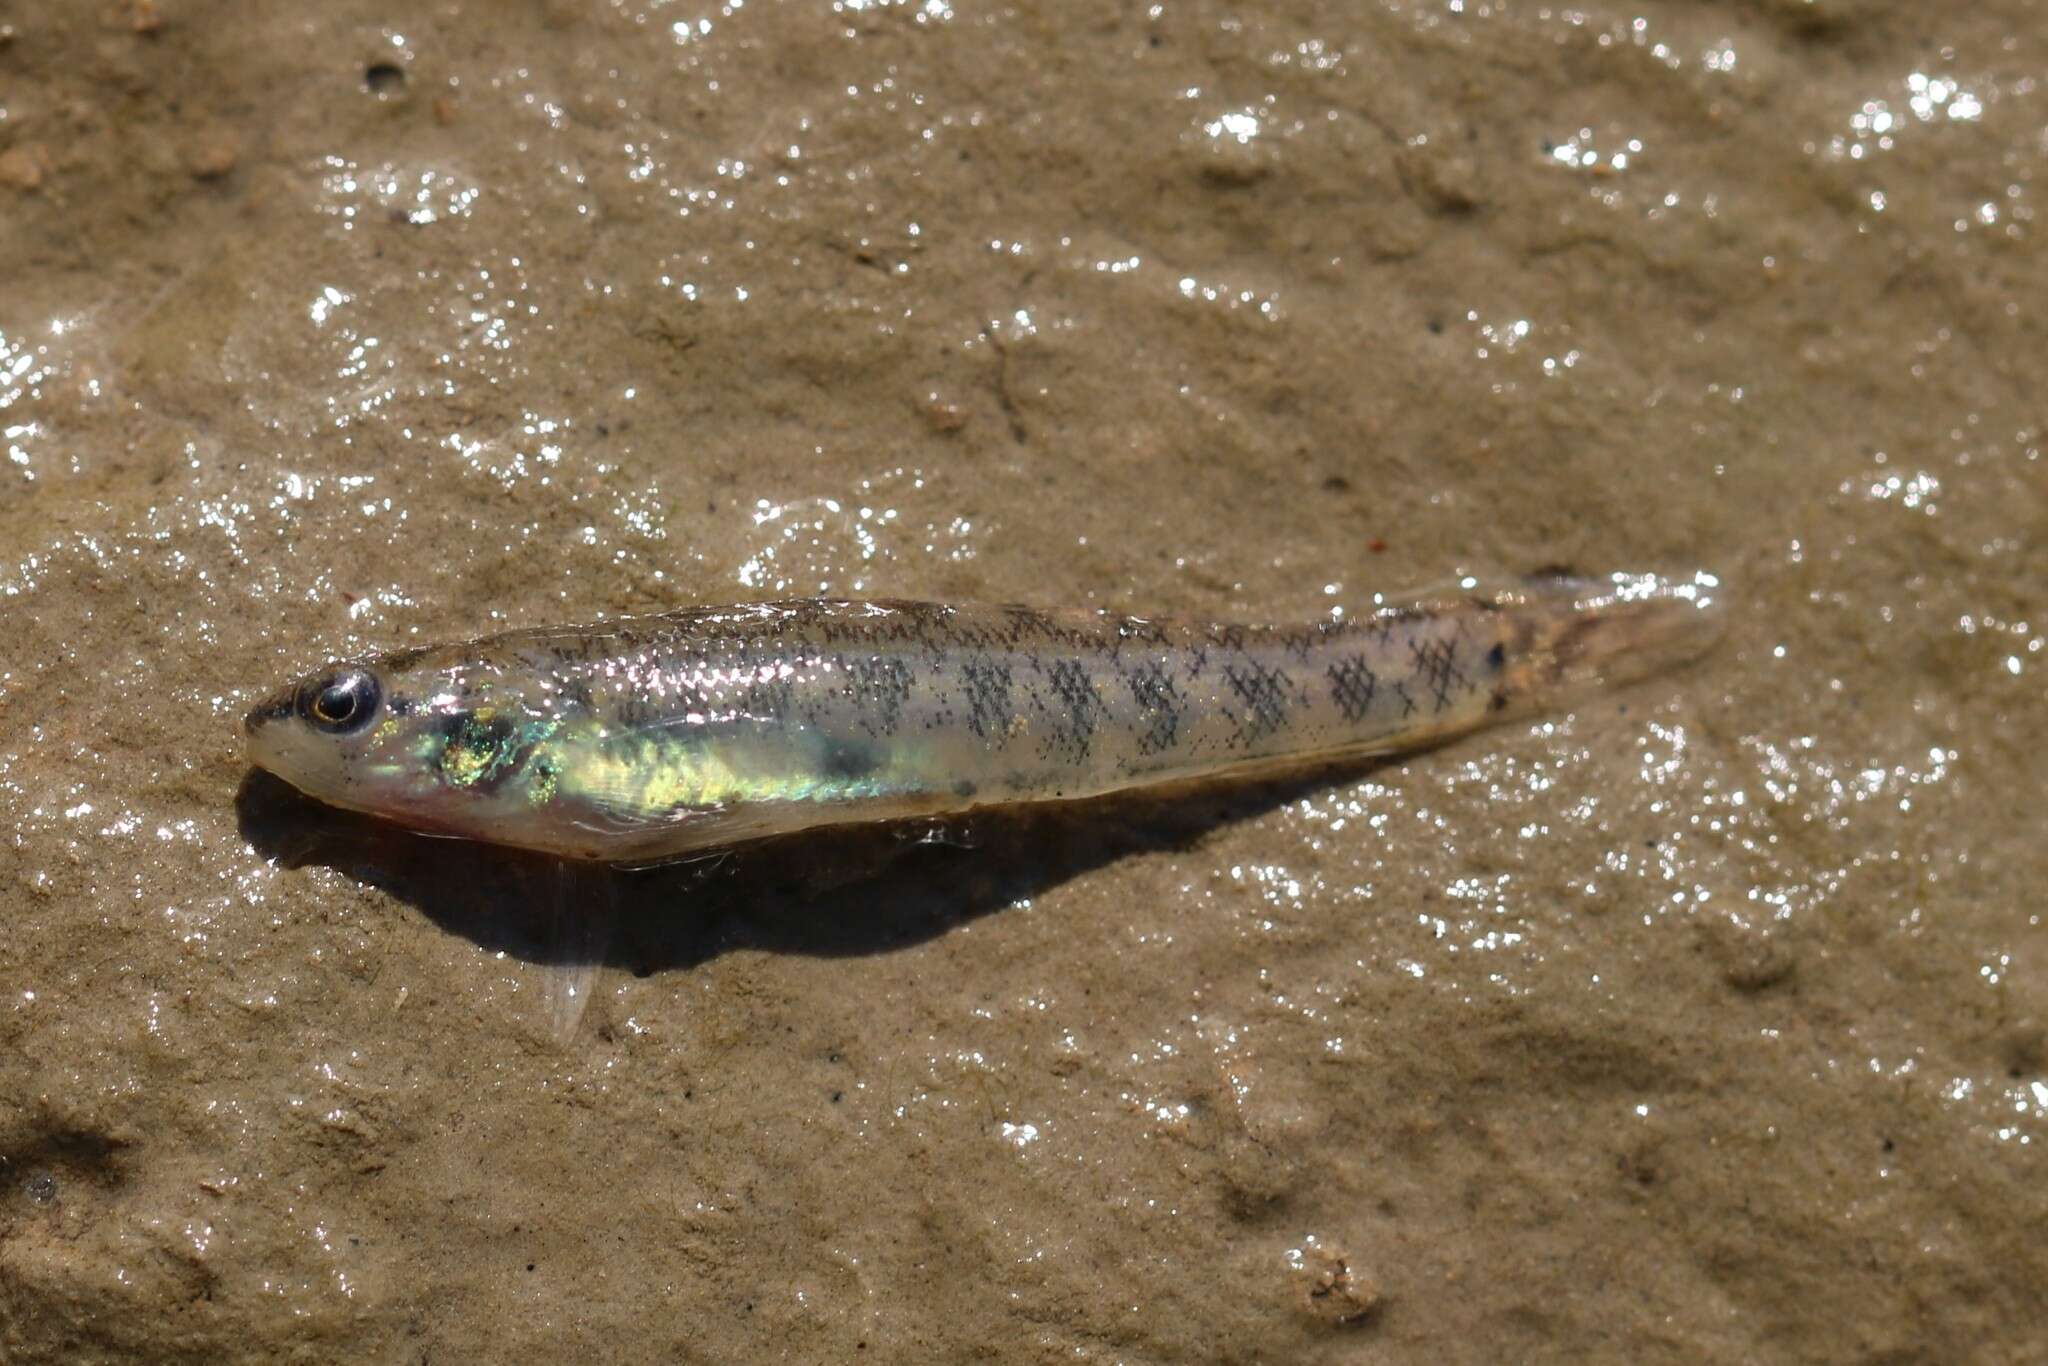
[{"xmin": 300, "ymin": 669, "xmax": 381, "ymax": 734}]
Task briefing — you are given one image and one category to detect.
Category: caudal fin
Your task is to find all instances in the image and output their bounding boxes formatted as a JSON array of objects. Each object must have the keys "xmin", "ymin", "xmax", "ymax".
[{"xmin": 1498, "ymin": 570, "xmax": 1726, "ymax": 704}]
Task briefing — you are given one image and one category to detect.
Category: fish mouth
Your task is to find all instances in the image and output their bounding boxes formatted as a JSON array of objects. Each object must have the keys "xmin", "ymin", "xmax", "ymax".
[
  {"xmin": 241, "ymin": 713, "xmax": 299, "ymax": 781},
  {"xmin": 241, "ymin": 698, "xmax": 341, "ymax": 799}
]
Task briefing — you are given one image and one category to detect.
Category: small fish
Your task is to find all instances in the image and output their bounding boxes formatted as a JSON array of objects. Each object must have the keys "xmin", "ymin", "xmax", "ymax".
[{"xmin": 245, "ymin": 572, "xmax": 1722, "ymax": 863}]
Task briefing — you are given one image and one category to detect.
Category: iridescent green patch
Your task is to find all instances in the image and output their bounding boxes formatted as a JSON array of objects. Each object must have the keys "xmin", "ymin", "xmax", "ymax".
[
  {"xmin": 526, "ymin": 752, "xmax": 560, "ymax": 806},
  {"xmin": 439, "ymin": 709, "xmax": 556, "ymax": 793}
]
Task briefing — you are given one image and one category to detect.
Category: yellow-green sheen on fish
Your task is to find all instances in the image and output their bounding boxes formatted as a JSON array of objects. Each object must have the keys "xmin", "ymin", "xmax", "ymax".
[{"xmin": 244, "ymin": 572, "xmax": 1722, "ymax": 863}]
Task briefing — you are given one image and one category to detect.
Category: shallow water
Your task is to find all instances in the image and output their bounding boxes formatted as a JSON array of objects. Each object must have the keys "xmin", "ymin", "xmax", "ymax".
[{"xmin": 2, "ymin": 1, "xmax": 2043, "ymax": 1360}]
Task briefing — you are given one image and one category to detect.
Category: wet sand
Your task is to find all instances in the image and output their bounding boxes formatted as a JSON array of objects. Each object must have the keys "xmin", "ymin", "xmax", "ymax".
[{"xmin": 2, "ymin": 1, "xmax": 2044, "ymax": 1360}]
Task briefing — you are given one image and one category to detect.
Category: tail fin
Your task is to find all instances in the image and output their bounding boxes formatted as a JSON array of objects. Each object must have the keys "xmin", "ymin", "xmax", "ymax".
[{"xmin": 1496, "ymin": 570, "xmax": 1725, "ymax": 705}]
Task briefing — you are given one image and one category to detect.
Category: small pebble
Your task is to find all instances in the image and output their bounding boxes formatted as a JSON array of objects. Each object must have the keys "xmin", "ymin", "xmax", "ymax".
[
  {"xmin": 922, "ymin": 399, "xmax": 967, "ymax": 434},
  {"xmin": 186, "ymin": 130, "xmax": 238, "ymax": 180},
  {"xmin": 0, "ymin": 143, "xmax": 52, "ymax": 191},
  {"xmin": 1300, "ymin": 1246, "xmax": 1379, "ymax": 1325}
]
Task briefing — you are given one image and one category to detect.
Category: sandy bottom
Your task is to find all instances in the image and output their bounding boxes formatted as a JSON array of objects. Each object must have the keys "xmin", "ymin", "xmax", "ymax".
[{"xmin": 2, "ymin": 1, "xmax": 2044, "ymax": 1360}]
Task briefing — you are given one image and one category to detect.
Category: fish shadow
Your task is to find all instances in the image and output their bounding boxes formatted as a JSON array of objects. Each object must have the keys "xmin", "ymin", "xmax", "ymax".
[{"xmin": 234, "ymin": 764, "xmax": 1372, "ymax": 975}]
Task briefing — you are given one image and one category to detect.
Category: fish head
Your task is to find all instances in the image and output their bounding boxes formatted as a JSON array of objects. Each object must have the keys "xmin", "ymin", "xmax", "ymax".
[{"xmin": 244, "ymin": 643, "xmax": 572, "ymax": 849}]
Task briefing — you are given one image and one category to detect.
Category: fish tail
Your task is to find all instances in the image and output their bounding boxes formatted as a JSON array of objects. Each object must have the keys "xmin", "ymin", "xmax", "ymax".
[{"xmin": 1496, "ymin": 569, "xmax": 1726, "ymax": 706}]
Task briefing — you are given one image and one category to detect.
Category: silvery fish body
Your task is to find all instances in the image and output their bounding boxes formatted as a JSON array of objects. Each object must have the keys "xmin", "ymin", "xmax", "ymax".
[{"xmin": 244, "ymin": 573, "xmax": 1721, "ymax": 863}]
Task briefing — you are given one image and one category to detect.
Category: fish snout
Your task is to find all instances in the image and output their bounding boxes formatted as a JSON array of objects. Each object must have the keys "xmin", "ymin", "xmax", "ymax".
[{"xmin": 244, "ymin": 683, "xmax": 300, "ymax": 736}]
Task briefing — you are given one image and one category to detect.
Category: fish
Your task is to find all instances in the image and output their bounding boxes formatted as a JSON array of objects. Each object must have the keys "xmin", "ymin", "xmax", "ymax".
[{"xmin": 243, "ymin": 571, "xmax": 1722, "ymax": 864}]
